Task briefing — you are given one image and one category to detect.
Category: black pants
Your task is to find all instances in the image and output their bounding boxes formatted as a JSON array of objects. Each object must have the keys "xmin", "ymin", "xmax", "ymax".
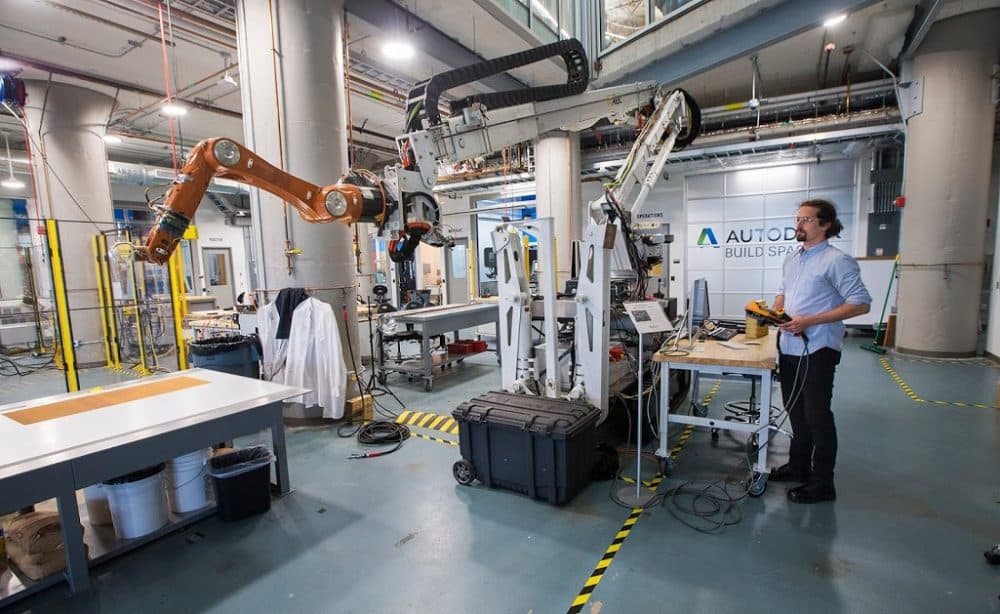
[{"xmin": 778, "ymin": 347, "xmax": 841, "ymax": 486}]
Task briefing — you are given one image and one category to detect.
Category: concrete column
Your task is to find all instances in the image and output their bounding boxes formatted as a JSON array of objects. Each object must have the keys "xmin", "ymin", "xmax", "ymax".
[
  {"xmin": 534, "ymin": 131, "xmax": 581, "ymax": 290},
  {"xmin": 236, "ymin": 0, "xmax": 357, "ymax": 418},
  {"xmin": 895, "ymin": 9, "xmax": 1000, "ymax": 356},
  {"xmin": 23, "ymin": 81, "xmax": 115, "ymax": 366}
]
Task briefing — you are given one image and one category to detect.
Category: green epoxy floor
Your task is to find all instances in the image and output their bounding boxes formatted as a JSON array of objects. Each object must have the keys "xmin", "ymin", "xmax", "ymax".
[{"xmin": 2, "ymin": 337, "xmax": 999, "ymax": 613}]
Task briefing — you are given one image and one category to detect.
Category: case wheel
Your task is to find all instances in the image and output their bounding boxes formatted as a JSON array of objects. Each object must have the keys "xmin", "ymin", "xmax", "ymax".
[
  {"xmin": 453, "ymin": 459, "xmax": 475, "ymax": 485},
  {"xmin": 748, "ymin": 471, "xmax": 768, "ymax": 497}
]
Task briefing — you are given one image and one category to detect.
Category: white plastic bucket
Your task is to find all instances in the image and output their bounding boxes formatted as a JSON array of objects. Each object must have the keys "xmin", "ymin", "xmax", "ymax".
[
  {"xmin": 166, "ymin": 448, "xmax": 211, "ymax": 513},
  {"xmin": 105, "ymin": 468, "xmax": 169, "ymax": 540},
  {"xmin": 83, "ymin": 484, "xmax": 114, "ymax": 526}
]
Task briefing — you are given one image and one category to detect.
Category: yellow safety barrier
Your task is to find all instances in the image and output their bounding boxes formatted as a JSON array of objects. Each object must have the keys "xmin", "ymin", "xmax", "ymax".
[
  {"xmin": 45, "ymin": 219, "xmax": 79, "ymax": 392},
  {"xmin": 168, "ymin": 248, "xmax": 188, "ymax": 370}
]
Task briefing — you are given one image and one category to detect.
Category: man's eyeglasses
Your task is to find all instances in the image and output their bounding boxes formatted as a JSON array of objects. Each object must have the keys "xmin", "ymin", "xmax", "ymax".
[{"xmin": 795, "ymin": 216, "xmax": 817, "ymax": 224}]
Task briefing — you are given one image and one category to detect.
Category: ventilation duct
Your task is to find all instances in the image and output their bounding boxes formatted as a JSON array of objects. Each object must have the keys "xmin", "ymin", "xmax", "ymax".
[{"xmin": 106, "ymin": 160, "xmax": 247, "ymax": 195}]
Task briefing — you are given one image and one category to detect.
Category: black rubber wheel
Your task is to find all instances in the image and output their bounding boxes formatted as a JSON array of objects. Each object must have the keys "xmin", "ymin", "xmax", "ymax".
[
  {"xmin": 453, "ymin": 459, "xmax": 475, "ymax": 485},
  {"xmin": 748, "ymin": 472, "xmax": 767, "ymax": 497},
  {"xmin": 424, "ymin": 380, "xmax": 433, "ymax": 392},
  {"xmin": 376, "ymin": 372, "xmax": 387, "ymax": 385}
]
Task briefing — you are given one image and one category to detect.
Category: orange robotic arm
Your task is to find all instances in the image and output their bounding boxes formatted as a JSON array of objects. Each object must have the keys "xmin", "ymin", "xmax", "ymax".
[{"xmin": 136, "ymin": 138, "xmax": 393, "ymax": 264}]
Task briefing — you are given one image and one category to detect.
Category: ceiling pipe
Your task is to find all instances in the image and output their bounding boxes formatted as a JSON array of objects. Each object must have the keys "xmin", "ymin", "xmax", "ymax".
[
  {"xmin": 701, "ymin": 78, "xmax": 895, "ymax": 121},
  {"xmin": 107, "ymin": 159, "xmax": 246, "ymax": 194},
  {"xmin": 41, "ymin": 0, "xmax": 168, "ymax": 45},
  {"xmin": 111, "ymin": 64, "xmax": 237, "ymax": 125},
  {"xmin": 95, "ymin": 0, "xmax": 238, "ymax": 51},
  {"xmin": 0, "ymin": 51, "xmax": 242, "ymax": 119},
  {"xmin": 434, "ymin": 111, "xmax": 903, "ymax": 194}
]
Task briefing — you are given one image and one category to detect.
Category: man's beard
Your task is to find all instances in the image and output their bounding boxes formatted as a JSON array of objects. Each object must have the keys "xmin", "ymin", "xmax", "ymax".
[{"xmin": 795, "ymin": 230, "xmax": 807, "ymax": 241}]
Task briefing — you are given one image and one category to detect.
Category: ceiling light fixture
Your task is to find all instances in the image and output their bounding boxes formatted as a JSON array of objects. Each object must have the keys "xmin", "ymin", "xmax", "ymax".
[
  {"xmin": 382, "ymin": 40, "xmax": 414, "ymax": 60},
  {"xmin": 823, "ymin": 14, "xmax": 847, "ymax": 28},
  {"xmin": 161, "ymin": 103, "xmax": 188, "ymax": 117},
  {"xmin": 103, "ymin": 134, "xmax": 122, "ymax": 145},
  {"xmin": 1, "ymin": 131, "xmax": 25, "ymax": 190}
]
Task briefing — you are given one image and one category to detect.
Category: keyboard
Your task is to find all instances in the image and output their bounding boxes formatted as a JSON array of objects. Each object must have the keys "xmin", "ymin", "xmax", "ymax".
[{"xmin": 711, "ymin": 327, "xmax": 738, "ymax": 341}]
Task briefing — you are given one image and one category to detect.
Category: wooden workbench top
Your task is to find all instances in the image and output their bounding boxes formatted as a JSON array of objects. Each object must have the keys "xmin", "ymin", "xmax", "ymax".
[{"xmin": 653, "ymin": 330, "xmax": 778, "ymax": 370}]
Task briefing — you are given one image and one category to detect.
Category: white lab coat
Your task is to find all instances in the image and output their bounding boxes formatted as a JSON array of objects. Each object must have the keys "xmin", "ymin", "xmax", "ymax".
[{"xmin": 259, "ymin": 297, "xmax": 347, "ymax": 419}]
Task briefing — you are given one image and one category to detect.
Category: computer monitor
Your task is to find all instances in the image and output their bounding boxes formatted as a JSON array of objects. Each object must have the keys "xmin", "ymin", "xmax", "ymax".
[
  {"xmin": 690, "ymin": 278, "xmax": 710, "ymax": 328},
  {"xmin": 483, "ymin": 247, "xmax": 497, "ymax": 269}
]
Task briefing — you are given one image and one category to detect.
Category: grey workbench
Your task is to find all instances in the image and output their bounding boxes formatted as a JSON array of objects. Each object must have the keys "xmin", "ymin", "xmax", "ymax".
[
  {"xmin": 376, "ymin": 302, "xmax": 499, "ymax": 391},
  {"xmin": 0, "ymin": 369, "xmax": 305, "ymax": 607}
]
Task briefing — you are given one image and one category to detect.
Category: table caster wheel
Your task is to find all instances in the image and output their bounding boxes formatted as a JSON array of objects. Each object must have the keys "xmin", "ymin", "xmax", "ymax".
[
  {"xmin": 424, "ymin": 380, "xmax": 433, "ymax": 392},
  {"xmin": 748, "ymin": 471, "xmax": 768, "ymax": 497},
  {"xmin": 453, "ymin": 459, "xmax": 475, "ymax": 485},
  {"xmin": 710, "ymin": 428, "xmax": 719, "ymax": 442},
  {"xmin": 376, "ymin": 372, "xmax": 387, "ymax": 385},
  {"xmin": 692, "ymin": 402, "xmax": 708, "ymax": 417}
]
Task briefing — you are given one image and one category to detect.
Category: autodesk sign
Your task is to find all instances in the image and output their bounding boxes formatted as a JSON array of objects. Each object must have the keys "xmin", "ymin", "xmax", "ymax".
[{"xmin": 695, "ymin": 223, "xmax": 800, "ymax": 259}]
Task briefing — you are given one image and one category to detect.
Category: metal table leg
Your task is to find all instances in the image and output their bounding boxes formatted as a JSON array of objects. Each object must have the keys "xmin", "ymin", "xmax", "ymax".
[
  {"xmin": 56, "ymin": 488, "xmax": 90, "ymax": 593},
  {"xmin": 756, "ymin": 370, "xmax": 772, "ymax": 474},
  {"xmin": 270, "ymin": 405, "xmax": 291, "ymax": 496},
  {"xmin": 421, "ymin": 328, "xmax": 433, "ymax": 390}
]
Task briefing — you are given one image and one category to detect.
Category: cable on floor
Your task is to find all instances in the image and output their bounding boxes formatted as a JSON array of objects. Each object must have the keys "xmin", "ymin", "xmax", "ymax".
[
  {"xmin": 0, "ymin": 353, "xmax": 55, "ymax": 377},
  {"xmin": 347, "ymin": 421, "xmax": 410, "ymax": 459}
]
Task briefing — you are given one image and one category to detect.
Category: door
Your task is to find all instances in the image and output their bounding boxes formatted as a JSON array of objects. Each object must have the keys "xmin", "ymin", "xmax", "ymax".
[
  {"xmin": 202, "ymin": 247, "xmax": 235, "ymax": 309},
  {"xmin": 445, "ymin": 238, "xmax": 470, "ymax": 304}
]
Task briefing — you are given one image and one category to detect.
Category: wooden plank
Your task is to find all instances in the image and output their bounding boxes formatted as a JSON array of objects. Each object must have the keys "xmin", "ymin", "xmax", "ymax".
[
  {"xmin": 653, "ymin": 330, "xmax": 777, "ymax": 370},
  {"xmin": 3, "ymin": 377, "xmax": 211, "ymax": 426}
]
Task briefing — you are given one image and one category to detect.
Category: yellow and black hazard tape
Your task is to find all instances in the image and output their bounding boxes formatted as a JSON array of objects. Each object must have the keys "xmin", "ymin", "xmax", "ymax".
[
  {"xmin": 701, "ymin": 379, "xmax": 722, "ymax": 405},
  {"xmin": 396, "ymin": 410, "xmax": 460, "ymax": 435},
  {"xmin": 879, "ymin": 358, "xmax": 994, "ymax": 409},
  {"xmin": 567, "ymin": 507, "xmax": 644, "ymax": 614},
  {"xmin": 880, "ymin": 358, "xmax": 921, "ymax": 402},
  {"xmin": 619, "ymin": 475, "xmax": 659, "ymax": 488},
  {"xmin": 567, "ymin": 384, "xmax": 715, "ymax": 614},
  {"xmin": 890, "ymin": 355, "xmax": 998, "ymax": 368},
  {"xmin": 669, "ymin": 424, "xmax": 696, "ymax": 458},
  {"xmin": 409, "ymin": 431, "xmax": 458, "ymax": 446}
]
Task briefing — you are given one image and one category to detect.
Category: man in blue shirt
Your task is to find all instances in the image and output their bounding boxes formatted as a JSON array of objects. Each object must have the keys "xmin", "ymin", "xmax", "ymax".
[{"xmin": 771, "ymin": 199, "xmax": 871, "ymax": 504}]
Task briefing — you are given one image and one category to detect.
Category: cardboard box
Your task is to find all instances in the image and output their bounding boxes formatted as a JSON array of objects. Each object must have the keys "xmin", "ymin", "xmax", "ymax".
[
  {"xmin": 344, "ymin": 394, "xmax": 374, "ymax": 423},
  {"xmin": 745, "ymin": 317, "xmax": 769, "ymax": 339}
]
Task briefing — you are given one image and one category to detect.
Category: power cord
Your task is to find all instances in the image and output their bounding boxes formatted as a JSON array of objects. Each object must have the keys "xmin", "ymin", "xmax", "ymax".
[{"xmin": 348, "ymin": 421, "xmax": 411, "ymax": 459}]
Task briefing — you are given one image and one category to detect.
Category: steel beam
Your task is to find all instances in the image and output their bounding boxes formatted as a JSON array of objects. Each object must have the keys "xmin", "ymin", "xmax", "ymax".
[
  {"xmin": 345, "ymin": 0, "xmax": 525, "ymax": 92},
  {"xmin": 605, "ymin": 0, "xmax": 881, "ymax": 87},
  {"xmin": 900, "ymin": 0, "xmax": 944, "ymax": 61}
]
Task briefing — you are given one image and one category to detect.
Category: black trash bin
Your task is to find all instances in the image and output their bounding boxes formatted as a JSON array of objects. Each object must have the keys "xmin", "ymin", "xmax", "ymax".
[
  {"xmin": 207, "ymin": 446, "xmax": 273, "ymax": 521},
  {"xmin": 188, "ymin": 335, "xmax": 260, "ymax": 378}
]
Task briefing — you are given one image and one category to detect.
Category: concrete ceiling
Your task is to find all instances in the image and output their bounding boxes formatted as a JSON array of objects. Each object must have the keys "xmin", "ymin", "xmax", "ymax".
[{"xmin": 0, "ymin": 0, "xmax": 991, "ymax": 174}]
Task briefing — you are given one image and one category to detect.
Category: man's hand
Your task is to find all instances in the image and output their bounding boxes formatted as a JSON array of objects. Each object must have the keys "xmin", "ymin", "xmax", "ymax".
[{"xmin": 779, "ymin": 315, "xmax": 812, "ymax": 336}]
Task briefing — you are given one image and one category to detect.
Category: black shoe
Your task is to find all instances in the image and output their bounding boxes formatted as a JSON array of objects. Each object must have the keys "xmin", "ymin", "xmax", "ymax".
[
  {"xmin": 769, "ymin": 463, "xmax": 810, "ymax": 483},
  {"xmin": 787, "ymin": 483, "xmax": 836, "ymax": 504}
]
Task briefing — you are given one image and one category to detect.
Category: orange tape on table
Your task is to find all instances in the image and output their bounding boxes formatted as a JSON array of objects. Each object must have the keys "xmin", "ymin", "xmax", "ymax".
[{"xmin": 4, "ymin": 376, "xmax": 210, "ymax": 425}]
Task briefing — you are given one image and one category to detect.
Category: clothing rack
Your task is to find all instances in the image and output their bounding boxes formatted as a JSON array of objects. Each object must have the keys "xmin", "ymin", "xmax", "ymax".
[{"xmin": 254, "ymin": 285, "xmax": 357, "ymax": 302}]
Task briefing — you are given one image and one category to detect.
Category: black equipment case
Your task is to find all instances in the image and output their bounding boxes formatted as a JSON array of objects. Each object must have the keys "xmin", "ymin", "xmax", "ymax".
[{"xmin": 451, "ymin": 391, "xmax": 600, "ymax": 505}]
